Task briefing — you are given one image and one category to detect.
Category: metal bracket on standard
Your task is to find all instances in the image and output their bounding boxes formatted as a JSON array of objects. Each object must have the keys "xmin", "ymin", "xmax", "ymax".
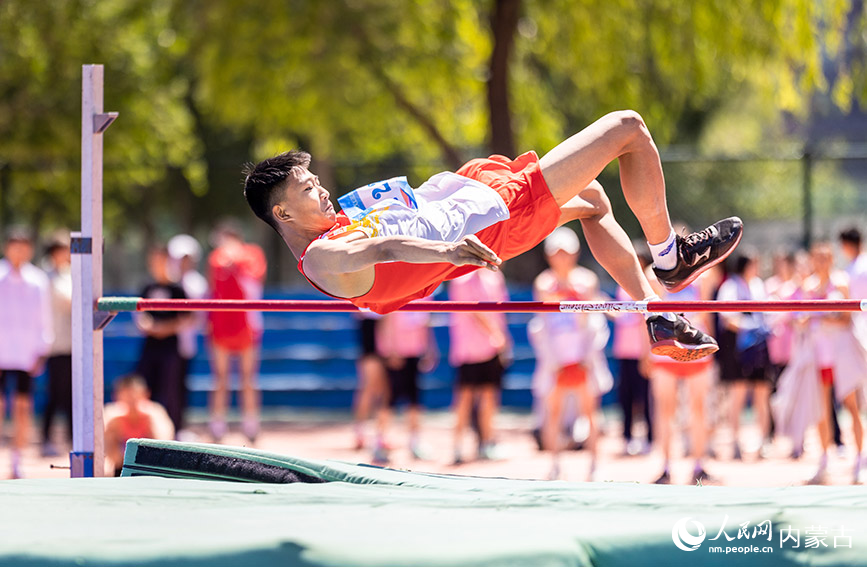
[
  {"xmin": 93, "ymin": 310, "xmax": 117, "ymax": 331},
  {"xmin": 93, "ymin": 112, "xmax": 118, "ymax": 134},
  {"xmin": 70, "ymin": 451, "xmax": 94, "ymax": 478}
]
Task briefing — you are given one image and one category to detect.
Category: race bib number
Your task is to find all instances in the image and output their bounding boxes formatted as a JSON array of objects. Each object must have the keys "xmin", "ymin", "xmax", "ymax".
[{"xmin": 338, "ymin": 177, "xmax": 418, "ymax": 220}]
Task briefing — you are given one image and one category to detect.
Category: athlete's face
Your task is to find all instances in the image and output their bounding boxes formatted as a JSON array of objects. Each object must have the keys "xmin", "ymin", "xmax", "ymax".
[{"xmin": 273, "ymin": 166, "xmax": 336, "ymax": 234}]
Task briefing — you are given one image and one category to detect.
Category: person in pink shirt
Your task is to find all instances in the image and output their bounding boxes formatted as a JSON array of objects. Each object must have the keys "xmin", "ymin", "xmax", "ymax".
[
  {"xmin": 765, "ymin": 252, "xmax": 798, "ymax": 378},
  {"xmin": 373, "ymin": 302, "xmax": 437, "ymax": 464},
  {"xmin": 448, "ymin": 269, "xmax": 511, "ymax": 464},
  {"xmin": 647, "ymin": 278, "xmax": 717, "ymax": 485},
  {"xmin": 0, "ymin": 227, "xmax": 53, "ymax": 478},
  {"xmin": 764, "ymin": 252, "xmax": 798, "ymax": 453}
]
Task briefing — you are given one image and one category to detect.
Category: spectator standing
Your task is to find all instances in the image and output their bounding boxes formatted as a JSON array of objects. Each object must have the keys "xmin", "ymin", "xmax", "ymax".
[
  {"xmin": 716, "ymin": 251, "xmax": 773, "ymax": 460},
  {"xmin": 167, "ymin": 234, "xmax": 208, "ymax": 439},
  {"xmin": 764, "ymin": 252, "xmax": 799, "ymax": 455},
  {"xmin": 374, "ymin": 302, "xmax": 437, "ymax": 464},
  {"xmin": 649, "ymin": 277, "xmax": 716, "ymax": 485},
  {"xmin": 41, "ymin": 231, "xmax": 73, "ymax": 457},
  {"xmin": 207, "ymin": 221, "xmax": 266, "ymax": 443},
  {"xmin": 801, "ymin": 243, "xmax": 866, "ymax": 483},
  {"xmin": 352, "ymin": 311, "xmax": 388, "ymax": 450},
  {"xmin": 613, "ymin": 251, "xmax": 653, "ymax": 456},
  {"xmin": 448, "ymin": 268, "xmax": 511, "ymax": 464},
  {"xmin": 533, "ymin": 227, "xmax": 608, "ymax": 481},
  {"xmin": 0, "ymin": 227, "xmax": 53, "ymax": 478},
  {"xmin": 135, "ymin": 245, "xmax": 188, "ymax": 433}
]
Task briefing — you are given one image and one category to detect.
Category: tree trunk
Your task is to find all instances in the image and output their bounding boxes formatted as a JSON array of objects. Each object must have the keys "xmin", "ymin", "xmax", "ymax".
[{"xmin": 487, "ymin": 0, "xmax": 521, "ymax": 158}]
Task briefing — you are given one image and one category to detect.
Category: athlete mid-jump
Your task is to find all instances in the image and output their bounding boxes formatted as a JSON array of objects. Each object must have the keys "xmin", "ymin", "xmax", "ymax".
[{"xmin": 243, "ymin": 110, "xmax": 742, "ymax": 361}]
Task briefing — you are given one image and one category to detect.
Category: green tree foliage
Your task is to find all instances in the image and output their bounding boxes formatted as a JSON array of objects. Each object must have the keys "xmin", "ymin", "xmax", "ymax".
[
  {"xmin": 0, "ymin": 0, "xmax": 864, "ymax": 272},
  {"xmin": 0, "ymin": 0, "xmax": 204, "ymax": 239}
]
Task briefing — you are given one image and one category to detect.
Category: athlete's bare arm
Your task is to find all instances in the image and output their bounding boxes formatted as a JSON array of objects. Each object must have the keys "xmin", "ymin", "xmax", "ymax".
[{"xmin": 302, "ymin": 233, "xmax": 502, "ymax": 299}]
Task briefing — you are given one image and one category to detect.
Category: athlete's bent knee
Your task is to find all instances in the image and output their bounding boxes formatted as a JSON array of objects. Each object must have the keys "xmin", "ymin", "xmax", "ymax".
[
  {"xmin": 578, "ymin": 181, "xmax": 611, "ymax": 221},
  {"xmin": 604, "ymin": 110, "xmax": 650, "ymax": 147}
]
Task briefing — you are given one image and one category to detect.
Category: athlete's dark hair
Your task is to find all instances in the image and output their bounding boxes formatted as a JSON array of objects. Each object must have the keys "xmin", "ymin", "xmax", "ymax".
[
  {"xmin": 839, "ymin": 227, "xmax": 862, "ymax": 248},
  {"xmin": 242, "ymin": 150, "xmax": 312, "ymax": 232}
]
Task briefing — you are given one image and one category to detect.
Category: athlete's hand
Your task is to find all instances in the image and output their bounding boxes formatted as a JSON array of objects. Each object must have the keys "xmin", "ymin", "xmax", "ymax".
[{"xmin": 447, "ymin": 235, "xmax": 502, "ymax": 271}]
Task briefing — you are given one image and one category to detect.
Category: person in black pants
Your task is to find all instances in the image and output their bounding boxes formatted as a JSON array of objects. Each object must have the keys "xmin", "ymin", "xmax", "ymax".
[
  {"xmin": 134, "ymin": 245, "xmax": 189, "ymax": 433},
  {"xmin": 42, "ymin": 232, "xmax": 73, "ymax": 456}
]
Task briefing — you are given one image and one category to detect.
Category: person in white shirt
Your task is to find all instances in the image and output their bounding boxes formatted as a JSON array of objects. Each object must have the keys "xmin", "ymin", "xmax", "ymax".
[
  {"xmin": 41, "ymin": 231, "xmax": 73, "ymax": 457},
  {"xmin": 531, "ymin": 228, "xmax": 611, "ymax": 481},
  {"xmin": 0, "ymin": 227, "xmax": 53, "ymax": 478},
  {"xmin": 167, "ymin": 234, "xmax": 208, "ymax": 440},
  {"xmin": 716, "ymin": 251, "xmax": 773, "ymax": 461}
]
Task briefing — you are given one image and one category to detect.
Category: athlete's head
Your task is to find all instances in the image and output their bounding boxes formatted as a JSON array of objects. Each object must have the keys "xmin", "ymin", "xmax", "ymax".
[{"xmin": 243, "ymin": 150, "xmax": 336, "ymax": 237}]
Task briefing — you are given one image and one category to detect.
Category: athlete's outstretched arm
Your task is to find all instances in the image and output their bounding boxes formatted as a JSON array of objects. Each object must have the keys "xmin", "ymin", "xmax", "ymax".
[{"xmin": 304, "ymin": 234, "xmax": 502, "ymax": 274}]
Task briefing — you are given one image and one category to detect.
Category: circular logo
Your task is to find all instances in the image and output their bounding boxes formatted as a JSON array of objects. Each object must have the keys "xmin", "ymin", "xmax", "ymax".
[{"xmin": 672, "ymin": 517, "xmax": 706, "ymax": 551}]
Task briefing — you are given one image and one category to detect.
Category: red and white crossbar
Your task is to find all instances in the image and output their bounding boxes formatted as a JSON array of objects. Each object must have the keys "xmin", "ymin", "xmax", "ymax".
[{"xmin": 97, "ymin": 297, "xmax": 867, "ymax": 313}]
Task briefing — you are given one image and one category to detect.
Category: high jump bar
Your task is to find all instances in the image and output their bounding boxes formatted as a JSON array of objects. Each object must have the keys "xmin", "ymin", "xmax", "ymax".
[{"xmin": 98, "ymin": 297, "xmax": 867, "ymax": 313}]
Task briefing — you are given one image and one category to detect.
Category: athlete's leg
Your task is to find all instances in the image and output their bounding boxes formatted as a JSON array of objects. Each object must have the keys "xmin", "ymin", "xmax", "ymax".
[
  {"xmin": 558, "ymin": 181, "xmax": 656, "ymax": 301},
  {"xmin": 543, "ymin": 110, "xmax": 741, "ymax": 294},
  {"xmin": 540, "ymin": 110, "xmax": 671, "ymax": 244}
]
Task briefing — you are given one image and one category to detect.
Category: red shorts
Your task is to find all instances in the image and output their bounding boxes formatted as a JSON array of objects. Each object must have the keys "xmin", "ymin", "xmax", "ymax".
[
  {"xmin": 556, "ymin": 363, "xmax": 587, "ymax": 388},
  {"xmin": 820, "ymin": 367, "xmax": 834, "ymax": 386},
  {"xmin": 209, "ymin": 313, "xmax": 261, "ymax": 352},
  {"xmin": 457, "ymin": 151, "xmax": 561, "ymax": 261}
]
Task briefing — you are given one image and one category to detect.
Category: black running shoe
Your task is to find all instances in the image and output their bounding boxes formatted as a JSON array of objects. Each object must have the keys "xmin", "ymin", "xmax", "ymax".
[
  {"xmin": 646, "ymin": 313, "xmax": 719, "ymax": 361},
  {"xmin": 653, "ymin": 217, "xmax": 743, "ymax": 293}
]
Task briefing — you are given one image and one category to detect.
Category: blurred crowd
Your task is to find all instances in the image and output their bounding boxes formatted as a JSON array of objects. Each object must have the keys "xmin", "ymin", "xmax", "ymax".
[
  {"xmin": 350, "ymin": 224, "xmax": 867, "ymax": 486},
  {"xmin": 0, "ymin": 220, "xmax": 267, "ymax": 477},
  {"xmin": 1, "ymin": 222, "xmax": 866, "ymax": 484}
]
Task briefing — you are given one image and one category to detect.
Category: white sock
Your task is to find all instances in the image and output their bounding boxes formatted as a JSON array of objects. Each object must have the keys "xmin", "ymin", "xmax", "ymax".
[
  {"xmin": 648, "ymin": 229, "xmax": 677, "ymax": 270},
  {"xmin": 642, "ymin": 295, "xmax": 677, "ymax": 321}
]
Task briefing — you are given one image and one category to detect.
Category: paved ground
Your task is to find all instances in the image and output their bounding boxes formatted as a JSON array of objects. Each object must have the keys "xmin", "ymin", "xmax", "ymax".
[{"xmin": 2, "ymin": 407, "xmax": 863, "ymax": 486}]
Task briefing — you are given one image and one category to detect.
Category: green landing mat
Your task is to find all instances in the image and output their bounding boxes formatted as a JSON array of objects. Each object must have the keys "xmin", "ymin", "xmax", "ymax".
[{"xmin": 0, "ymin": 440, "xmax": 865, "ymax": 567}]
